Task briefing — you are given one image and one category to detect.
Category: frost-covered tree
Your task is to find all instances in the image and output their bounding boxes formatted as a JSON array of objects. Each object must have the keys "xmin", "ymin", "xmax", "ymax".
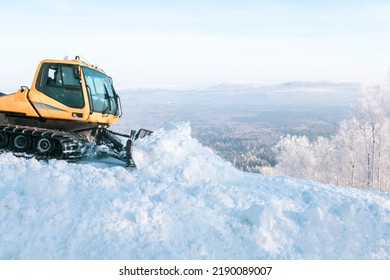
[
  {"xmin": 267, "ymin": 82, "xmax": 390, "ymax": 192},
  {"xmin": 354, "ymin": 85, "xmax": 387, "ymax": 187},
  {"xmin": 272, "ymin": 135, "xmax": 316, "ymax": 180}
]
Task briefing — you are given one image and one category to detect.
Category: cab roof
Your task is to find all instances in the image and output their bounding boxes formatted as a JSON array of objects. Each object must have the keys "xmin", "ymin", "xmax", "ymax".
[{"xmin": 40, "ymin": 56, "xmax": 106, "ymax": 74}]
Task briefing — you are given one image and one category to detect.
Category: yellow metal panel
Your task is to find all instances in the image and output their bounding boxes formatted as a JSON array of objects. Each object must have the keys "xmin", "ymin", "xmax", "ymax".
[{"xmin": 0, "ymin": 89, "xmax": 40, "ymax": 117}]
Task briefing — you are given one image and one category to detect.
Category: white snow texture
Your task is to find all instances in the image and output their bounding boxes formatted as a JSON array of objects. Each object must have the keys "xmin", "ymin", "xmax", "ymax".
[{"xmin": 0, "ymin": 123, "xmax": 389, "ymax": 259}]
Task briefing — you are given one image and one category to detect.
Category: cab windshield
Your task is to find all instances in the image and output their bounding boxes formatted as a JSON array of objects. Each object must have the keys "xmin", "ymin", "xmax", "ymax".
[{"xmin": 82, "ymin": 67, "xmax": 119, "ymax": 115}]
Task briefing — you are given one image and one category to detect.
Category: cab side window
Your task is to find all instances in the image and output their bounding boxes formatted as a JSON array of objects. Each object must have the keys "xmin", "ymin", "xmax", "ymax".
[{"xmin": 36, "ymin": 63, "xmax": 84, "ymax": 109}]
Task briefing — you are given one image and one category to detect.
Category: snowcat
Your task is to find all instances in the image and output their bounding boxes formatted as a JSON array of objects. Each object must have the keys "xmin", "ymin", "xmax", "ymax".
[{"xmin": 0, "ymin": 56, "xmax": 151, "ymax": 167}]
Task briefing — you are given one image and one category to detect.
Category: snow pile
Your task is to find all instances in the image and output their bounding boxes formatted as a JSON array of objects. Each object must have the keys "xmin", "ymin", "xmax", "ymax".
[
  {"xmin": 133, "ymin": 123, "xmax": 237, "ymax": 185},
  {"xmin": 0, "ymin": 123, "xmax": 389, "ymax": 259}
]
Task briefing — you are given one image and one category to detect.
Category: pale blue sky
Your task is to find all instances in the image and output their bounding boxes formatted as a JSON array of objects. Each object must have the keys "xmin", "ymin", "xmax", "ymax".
[{"xmin": 1, "ymin": 0, "xmax": 390, "ymax": 91}]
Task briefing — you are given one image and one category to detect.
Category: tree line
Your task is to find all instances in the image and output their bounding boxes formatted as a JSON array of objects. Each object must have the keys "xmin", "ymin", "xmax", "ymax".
[{"xmin": 263, "ymin": 82, "xmax": 390, "ymax": 192}]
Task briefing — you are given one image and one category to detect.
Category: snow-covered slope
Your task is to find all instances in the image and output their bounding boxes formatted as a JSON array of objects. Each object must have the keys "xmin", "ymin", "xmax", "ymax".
[{"xmin": 0, "ymin": 123, "xmax": 389, "ymax": 259}]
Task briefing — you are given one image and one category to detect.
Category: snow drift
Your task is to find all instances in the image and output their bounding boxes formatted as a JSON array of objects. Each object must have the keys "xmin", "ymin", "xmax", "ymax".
[{"xmin": 0, "ymin": 123, "xmax": 389, "ymax": 259}]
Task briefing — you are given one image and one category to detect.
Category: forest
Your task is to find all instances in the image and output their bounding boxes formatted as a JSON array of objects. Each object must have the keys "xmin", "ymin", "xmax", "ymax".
[
  {"xmin": 190, "ymin": 82, "xmax": 390, "ymax": 192},
  {"xmin": 265, "ymin": 83, "xmax": 390, "ymax": 192}
]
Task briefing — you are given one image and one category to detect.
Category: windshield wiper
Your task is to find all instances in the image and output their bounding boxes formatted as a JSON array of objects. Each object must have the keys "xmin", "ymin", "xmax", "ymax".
[
  {"xmin": 112, "ymin": 85, "xmax": 121, "ymax": 117},
  {"xmin": 103, "ymin": 84, "xmax": 112, "ymax": 114}
]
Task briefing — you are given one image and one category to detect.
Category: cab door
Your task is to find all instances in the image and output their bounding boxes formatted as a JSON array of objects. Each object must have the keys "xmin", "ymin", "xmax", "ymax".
[{"xmin": 31, "ymin": 62, "xmax": 88, "ymax": 121}]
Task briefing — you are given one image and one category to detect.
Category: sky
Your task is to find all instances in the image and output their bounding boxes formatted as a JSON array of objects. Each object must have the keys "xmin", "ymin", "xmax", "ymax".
[{"xmin": 1, "ymin": 0, "xmax": 390, "ymax": 91}]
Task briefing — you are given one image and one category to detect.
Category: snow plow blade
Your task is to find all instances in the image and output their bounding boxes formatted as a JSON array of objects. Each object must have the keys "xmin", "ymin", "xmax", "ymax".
[
  {"xmin": 126, "ymin": 129, "xmax": 153, "ymax": 168},
  {"xmin": 103, "ymin": 128, "xmax": 152, "ymax": 168}
]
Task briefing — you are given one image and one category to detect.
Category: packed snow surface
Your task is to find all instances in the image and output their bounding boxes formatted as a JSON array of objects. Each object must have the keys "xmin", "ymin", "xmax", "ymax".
[{"xmin": 0, "ymin": 123, "xmax": 389, "ymax": 259}]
